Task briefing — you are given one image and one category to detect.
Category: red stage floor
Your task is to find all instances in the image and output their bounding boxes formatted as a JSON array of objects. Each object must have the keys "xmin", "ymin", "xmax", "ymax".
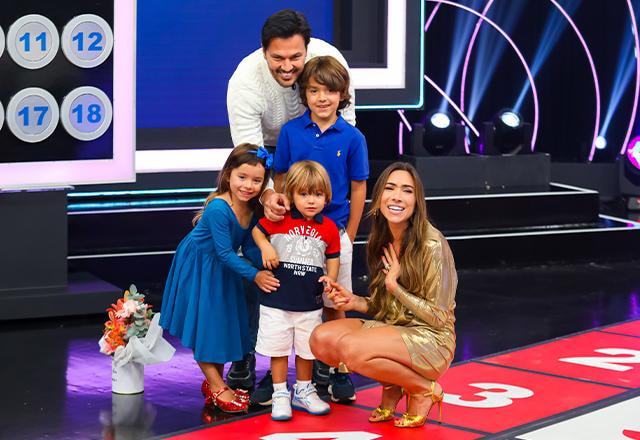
[{"xmin": 167, "ymin": 319, "xmax": 640, "ymax": 439}]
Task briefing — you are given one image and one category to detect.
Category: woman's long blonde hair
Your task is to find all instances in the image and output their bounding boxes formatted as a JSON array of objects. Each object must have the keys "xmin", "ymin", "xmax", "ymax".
[
  {"xmin": 192, "ymin": 144, "xmax": 269, "ymax": 225},
  {"xmin": 366, "ymin": 162, "xmax": 433, "ymax": 319}
]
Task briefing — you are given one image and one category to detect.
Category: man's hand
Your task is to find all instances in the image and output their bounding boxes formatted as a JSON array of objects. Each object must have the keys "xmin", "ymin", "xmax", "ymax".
[{"xmin": 263, "ymin": 190, "xmax": 290, "ymax": 222}]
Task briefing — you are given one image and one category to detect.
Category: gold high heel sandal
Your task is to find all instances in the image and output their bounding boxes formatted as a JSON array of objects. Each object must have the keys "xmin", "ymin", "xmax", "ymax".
[
  {"xmin": 393, "ymin": 381, "xmax": 444, "ymax": 428},
  {"xmin": 368, "ymin": 384, "xmax": 403, "ymax": 423}
]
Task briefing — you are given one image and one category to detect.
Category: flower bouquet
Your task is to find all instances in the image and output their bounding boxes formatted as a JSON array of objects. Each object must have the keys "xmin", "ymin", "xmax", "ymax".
[{"xmin": 99, "ymin": 285, "xmax": 175, "ymax": 394}]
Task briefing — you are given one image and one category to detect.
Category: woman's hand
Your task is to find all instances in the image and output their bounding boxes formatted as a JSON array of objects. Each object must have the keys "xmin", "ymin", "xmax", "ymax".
[
  {"xmin": 254, "ymin": 270, "xmax": 280, "ymax": 293},
  {"xmin": 319, "ymin": 276, "xmax": 356, "ymax": 311},
  {"xmin": 381, "ymin": 243, "xmax": 400, "ymax": 292},
  {"xmin": 261, "ymin": 243, "xmax": 279, "ymax": 270}
]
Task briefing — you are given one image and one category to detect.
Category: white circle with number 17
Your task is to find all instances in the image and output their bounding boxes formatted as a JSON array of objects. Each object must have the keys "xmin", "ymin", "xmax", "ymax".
[
  {"xmin": 61, "ymin": 14, "xmax": 113, "ymax": 68},
  {"xmin": 6, "ymin": 88, "xmax": 60, "ymax": 143},
  {"xmin": 6, "ymin": 15, "xmax": 59, "ymax": 69},
  {"xmin": 60, "ymin": 86, "xmax": 113, "ymax": 141},
  {"xmin": 0, "ymin": 25, "xmax": 5, "ymax": 60}
]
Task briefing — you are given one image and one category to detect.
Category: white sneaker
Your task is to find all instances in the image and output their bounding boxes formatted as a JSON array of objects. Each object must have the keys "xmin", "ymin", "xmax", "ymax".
[
  {"xmin": 292, "ymin": 383, "xmax": 330, "ymax": 415},
  {"xmin": 271, "ymin": 389, "xmax": 292, "ymax": 421}
]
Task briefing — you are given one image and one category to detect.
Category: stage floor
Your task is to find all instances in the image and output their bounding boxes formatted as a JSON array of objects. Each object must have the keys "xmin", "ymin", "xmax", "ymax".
[{"xmin": 1, "ymin": 259, "xmax": 639, "ymax": 439}]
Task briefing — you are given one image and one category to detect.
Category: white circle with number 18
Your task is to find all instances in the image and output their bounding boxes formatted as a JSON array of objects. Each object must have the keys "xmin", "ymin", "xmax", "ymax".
[
  {"xmin": 6, "ymin": 88, "xmax": 60, "ymax": 143},
  {"xmin": 61, "ymin": 14, "xmax": 113, "ymax": 68},
  {"xmin": 0, "ymin": 25, "xmax": 5, "ymax": 60},
  {"xmin": 6, "ymin": 15, "xmax": 59, "ymax": 69},
  {"xmin": 60, "ymin": 86, "xmax": 113, "ymax": 141}
]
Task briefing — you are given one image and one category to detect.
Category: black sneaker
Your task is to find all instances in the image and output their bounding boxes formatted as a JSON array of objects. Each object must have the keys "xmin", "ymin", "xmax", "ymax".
[
  {"xmin": 312, "ymin": 360, "xmax": 331, "ymax": 387},
  {"xmin": 328, "ymin": 371, "xmax": 356, "ymax": 403},
  {"xmin": 226, "ymin": 352, "xmax": 256, "ymax": 390},
  {"xmin": 249, "ymin": 370, "xmax": 275, "ymax": 406}
]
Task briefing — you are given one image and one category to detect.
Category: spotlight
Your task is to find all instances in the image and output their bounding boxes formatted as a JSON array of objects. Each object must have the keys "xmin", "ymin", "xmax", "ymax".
[
  {"xmin": 595, "ymin": 136, "xmax": 607, "ymax": 150},
  {"xmin": 430, "ymin": 112, "xmax": 451, "ymax": 129},
  {"xmin": 407, "ymin": 110, "xmax": 465, "ymax": 157},
  {"xmin": 626, "ymin": 137, "xmax": 640, "ymax": 171},
  {"xmin": 500, "ymin": 111, "xmax": 521, "ymax": 128},
  {"xmin": 620, "ymin": 136, "xmax": 640, "ymax": 210},
  {"xmin": 480, "ymin": 109, "xmax": 532, "ymax": 155}
]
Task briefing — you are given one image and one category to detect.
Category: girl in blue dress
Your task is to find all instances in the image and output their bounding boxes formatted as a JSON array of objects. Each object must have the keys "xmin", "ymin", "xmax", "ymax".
[{"xmin": 160, "ymin": 144, "xmax": 280, "ymax": 413}]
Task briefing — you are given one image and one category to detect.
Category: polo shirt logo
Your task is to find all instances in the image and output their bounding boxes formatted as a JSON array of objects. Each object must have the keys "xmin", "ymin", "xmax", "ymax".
[{"xmin": 337, "ymin": 150, "xmax": 341, "ymax": 157}]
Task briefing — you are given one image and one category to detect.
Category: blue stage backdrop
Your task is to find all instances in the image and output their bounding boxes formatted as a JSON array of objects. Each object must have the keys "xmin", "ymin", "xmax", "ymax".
[{"xmin": 136, "ymin": 0, "xmax": 333, "ymax": 129}]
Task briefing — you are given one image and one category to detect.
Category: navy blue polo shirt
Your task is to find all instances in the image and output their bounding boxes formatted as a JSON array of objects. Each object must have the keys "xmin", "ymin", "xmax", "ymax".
[{"xmin": 274, "ymin": 110, "xmax": 369, "ymax": 229}]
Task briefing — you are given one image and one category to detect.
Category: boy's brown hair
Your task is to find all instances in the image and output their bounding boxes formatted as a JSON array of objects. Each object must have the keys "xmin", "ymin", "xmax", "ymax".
[{"xmin": 298, "ymin": 56, "xmax": 351, "ymax": 110}]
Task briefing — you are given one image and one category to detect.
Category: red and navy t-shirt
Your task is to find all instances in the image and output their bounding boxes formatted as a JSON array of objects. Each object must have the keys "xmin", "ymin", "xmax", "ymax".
[{"xmin": 257, "ymin": 209, "xmax": 340, "ymax": 311}]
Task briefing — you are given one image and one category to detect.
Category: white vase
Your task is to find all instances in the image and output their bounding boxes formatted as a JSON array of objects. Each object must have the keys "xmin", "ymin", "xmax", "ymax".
[{"xmin": 112, "ymin": 360, "xmax": 144, "ymax": 394}]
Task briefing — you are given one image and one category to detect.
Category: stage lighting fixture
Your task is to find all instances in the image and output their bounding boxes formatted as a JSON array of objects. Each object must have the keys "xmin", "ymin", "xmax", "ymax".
[
  {"xmin": 407, "ymin": 110, "xmax": 465, "ymax": 157},
  {"xmin": 620, "ymin": 136, "xmax": 640, "ymax": 210},
  {"xmin": 431, "ymin": 112, "xmax": 451, "ymax": 129},
  {"xmin": 480, "ymin": 109, "xmax": 532, "ymax": 155},
  {"xmin": 595, "ymin": 136, "xmax": 607, "ymax": 150}
]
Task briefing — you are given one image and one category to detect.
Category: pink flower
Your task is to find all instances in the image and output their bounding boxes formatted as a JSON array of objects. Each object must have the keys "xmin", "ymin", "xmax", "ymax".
[{"xmin": 115, "ymin": 300, "xmax": 139, "ymax": 318}]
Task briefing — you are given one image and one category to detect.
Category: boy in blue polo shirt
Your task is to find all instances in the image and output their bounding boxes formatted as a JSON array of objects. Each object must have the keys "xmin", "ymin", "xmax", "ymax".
[{"xmin": 272, "ymin": 55, "xmax": 369, "ymax": 403}]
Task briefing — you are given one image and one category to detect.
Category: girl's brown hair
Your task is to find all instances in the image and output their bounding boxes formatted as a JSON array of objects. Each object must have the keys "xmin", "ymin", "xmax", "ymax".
[
  {"xmin": 365, "ymin": 162, "xmax": 434, "ymax": 319},
  {"xmin": 284, "ymin": 160, "xmax": 332, "ymax": 206},
  {"xmin": 193, "ymin": 144, "xmax": 269, "ymax": 225},
  {"xmin": 298, "ymin": 56, "xmax": 351, "ymax": 111}
]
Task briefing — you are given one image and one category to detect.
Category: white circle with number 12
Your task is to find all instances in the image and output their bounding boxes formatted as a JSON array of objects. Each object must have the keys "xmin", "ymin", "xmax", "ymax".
[
  {"xmin": 60, "ymin": 86, "xmax": 113, "ymax": 141},
  {"xmin": 6, "ymin": 88, "xmax": 60, "ymax": 143},
  {"xmin": 0, "ymin": 25, "xmax": 5, "ymax": 60},
  {"xmin": 61, "ymin": 14, "xmax": 113, "ymax": 68},
  {"xmin": 6, "ymin": 15, "xmax": 59, "ymax": 69}
]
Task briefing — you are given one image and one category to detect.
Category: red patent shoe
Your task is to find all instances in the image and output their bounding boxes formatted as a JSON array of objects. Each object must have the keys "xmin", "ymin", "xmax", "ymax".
[
  {"xmin": 233, "ymin": 388, "xmax": 250, "ymax": 403},
  {"xmin": 211, "ymin": 386, "xmax": 249, "ymax": 414},
  {"xmin": 202, "ymin": 379, "xmax": 249, "ymax": 404}
]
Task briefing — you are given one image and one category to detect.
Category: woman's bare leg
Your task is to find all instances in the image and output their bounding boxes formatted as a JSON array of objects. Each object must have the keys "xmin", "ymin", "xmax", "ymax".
[
  {"xmin": 309, "ymin": 318, "xmax": 364, "ymax": 367},
  {"xmin": 336, "ymin": 326, "xmax": 443, "ymax": 417}
]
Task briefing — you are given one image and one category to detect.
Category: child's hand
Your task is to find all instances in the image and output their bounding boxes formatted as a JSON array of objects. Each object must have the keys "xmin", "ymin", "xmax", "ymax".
[
  {"xmin": 319, "ymin": 276, "xmax": 354, "ymax": 311},
  {"xmin": 261, "ymin": 244, "xmax": 279, "ymax": 270},
  {"xmin": 254, "ymin": 270, "xmax": 279, "ymax": 293}
]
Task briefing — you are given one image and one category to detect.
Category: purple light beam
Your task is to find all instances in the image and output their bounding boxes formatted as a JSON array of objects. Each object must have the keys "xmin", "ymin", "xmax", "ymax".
[
  {"xmin": 460, "ymin": 0, "xmax": 496, "ymax": 154},
  {"xmin": 435, "ymin": 0, "xmax": 540, "ymax": 152}
]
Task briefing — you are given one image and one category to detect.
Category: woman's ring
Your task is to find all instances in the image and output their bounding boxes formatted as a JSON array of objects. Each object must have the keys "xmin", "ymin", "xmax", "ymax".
[{"xmin": 384, "ymin": 263, "xmax": 391, "ymax": 270}]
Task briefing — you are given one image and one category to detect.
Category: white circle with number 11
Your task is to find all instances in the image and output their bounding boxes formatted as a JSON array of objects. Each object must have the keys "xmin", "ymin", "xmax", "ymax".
[
  {"xmin": 61, "ymin": 87, "xmax": 113, "ymax": 141},
  {"xmin": 7, "ymin": 15, "xmax": 59, "ymax": 69},
  {"xmin": 6, "ymin": 88, "xmax": 60, "ymax": 143},
  {"xmin": 62, "ymin": 14, "xmax": 113, "ymax": 68}
]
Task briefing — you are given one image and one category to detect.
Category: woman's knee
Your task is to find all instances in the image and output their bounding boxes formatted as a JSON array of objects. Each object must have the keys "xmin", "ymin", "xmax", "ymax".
[
  {"xmin": 310, "ymin": 324, "xmax": 334, "ymax": 358},
  {"xmin": 336, "ymin": 334, "xmax": 367, "ymax": 371}
]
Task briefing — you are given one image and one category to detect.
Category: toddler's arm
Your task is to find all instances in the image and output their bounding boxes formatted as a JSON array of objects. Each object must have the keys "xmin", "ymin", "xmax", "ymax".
[{"xmin": 252, "ymin": 226, "xmax": 279, "ymax": 270}]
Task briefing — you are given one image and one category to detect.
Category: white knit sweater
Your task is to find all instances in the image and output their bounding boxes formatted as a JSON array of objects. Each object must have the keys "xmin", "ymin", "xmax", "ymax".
[{"xmin": 227, "ymin": 38, "xmax": 356, "ymax": 147}]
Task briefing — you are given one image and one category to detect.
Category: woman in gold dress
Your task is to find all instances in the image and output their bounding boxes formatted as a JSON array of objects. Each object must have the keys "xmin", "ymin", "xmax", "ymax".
[{"xmin": 311, "ymin": 162, "xmax": 457, "ymax": 428}]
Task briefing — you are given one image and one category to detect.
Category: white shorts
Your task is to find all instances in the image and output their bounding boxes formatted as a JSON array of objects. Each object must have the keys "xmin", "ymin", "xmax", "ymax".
[
  {"xmin": 255, "ymin": 305, "xmax": 323, "ymax": 359},
  {"xmin": 323, "ymin": 231, "xmax": 353, "ymax": 308}
]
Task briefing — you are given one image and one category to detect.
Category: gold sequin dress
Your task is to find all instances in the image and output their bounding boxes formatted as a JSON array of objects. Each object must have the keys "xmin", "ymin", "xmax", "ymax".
[{"xmin": 363, "ymin": 226, "xmax": 457, "ymax": 380}]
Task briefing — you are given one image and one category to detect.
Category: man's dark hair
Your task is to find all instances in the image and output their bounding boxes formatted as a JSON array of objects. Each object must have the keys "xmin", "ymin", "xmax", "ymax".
[{"xmin": 261, "ymin": 9, "xmax": 311, "ymax": 50}]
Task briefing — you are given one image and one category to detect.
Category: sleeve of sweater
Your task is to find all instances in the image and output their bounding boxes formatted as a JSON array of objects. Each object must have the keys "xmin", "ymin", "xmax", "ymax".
[{"xmin": 227, "ymin": 75, "xmax": 265, "ymax": 146}]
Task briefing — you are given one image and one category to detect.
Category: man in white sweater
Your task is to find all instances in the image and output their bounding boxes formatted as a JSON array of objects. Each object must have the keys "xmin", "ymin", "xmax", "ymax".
[
  {"xmin": 225, "ymin": 9, "xmax": 358, "ymax": 406},
  {"xmin": 227, "ymin": 9, "xmax": 355, "ymax": 148}
]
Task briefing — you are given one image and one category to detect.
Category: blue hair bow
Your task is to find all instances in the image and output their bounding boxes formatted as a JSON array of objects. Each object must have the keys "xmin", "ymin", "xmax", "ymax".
[{"xmin": 251, "ymin": 146, "xmax": 273, "ymax": 169}]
